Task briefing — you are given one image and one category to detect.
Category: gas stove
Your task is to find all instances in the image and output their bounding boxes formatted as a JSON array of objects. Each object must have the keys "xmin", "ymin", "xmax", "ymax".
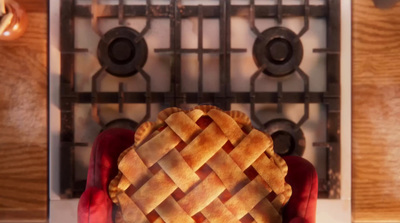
[{"xmin": 49, "ymin": 0, "xmax": 351, "ymax": 222}]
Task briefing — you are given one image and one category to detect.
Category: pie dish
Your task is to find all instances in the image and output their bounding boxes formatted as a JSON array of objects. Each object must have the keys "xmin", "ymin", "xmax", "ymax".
[{"xmin": 109, "ymin": 105, "xmax": 292, "ymax": 223}]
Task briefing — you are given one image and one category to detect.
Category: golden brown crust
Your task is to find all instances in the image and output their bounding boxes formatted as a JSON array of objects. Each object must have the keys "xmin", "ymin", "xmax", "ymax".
[
  {"xmin": 109, "ymin": 107, "xmax": 291, "ymax": 223},
  {"xmin": 117, "ymin": 192, "xmax": 150, "ymax": 223},
  {"xmin": 134, "ymin": 121, "xmax": 158, "ymax": 147},
  {"xmin": 193, "ymin": 105, "xmax": 221, "ymax": 113},
  {"xmin": 186, "ymin": 108, "xmax": 205, "ymax": 121},
  {"xmin": 155, "ymin": 197, "xmax": 195, "ymax": 223},
  {"xmin": 207, "ymin": 109, "xmax": 246, "ymax": 146},
  {"xmin": 165, "ymin": 112, "xmax": 202, "ymax": 144},
  {"xmin": 177, "ymin": 172, "xmax": 225, "ymax": 216},
  {"xmin": 136, "ymin": 127, "xmax": 181, "ymax": 167},
  {"xmin": 110, "ymin": 146, "xmax": 138, "ymax": 203},
  {"xmin": 207, "ymin": 150, "xmax": 250, "ymax": 194},
  {"xmin": 271, "ymin": 153, "xmax": 288, "ymax": 176},
  {"xmin": 131, "ymin": 170, "xmax": 177, "ymax": 215},
  {"xmin": 282, "ymin": 183, "xmax": 293, "ymax": 204},
  {"xmin": 225, "ymin": 110, "xmax": 251, "ymax": 126},
  {"xmin": 271, "ymin": 194, "xmax": 286, "ymax": 213},
  {"xmin": 109, "ymin": 172, "xmax": 123, "ymax": 203},
  {"xmin": 224, "ymin": 175, "xmax": 271, "ymax": 219},
  {"xmin": 157, "ymin": 107, "xmax": 182, "ymax": 123},
  {"xmin": 229, "ymin": 129, "xmax": 273, "ymax": 170},
  {"xmin": 158, "ymin": 149, "xmax": 200, "ymax": 193},
  {"xmin": 249, "ymin": 197, "xmax": 282, "ymax": 223},
  {"xmin": 118, "ymin": 146, "xmax": 134, "ymax": 164},
  {"xmin": 201, "ymin": 199, "xmax": 240, "ymax": 223},
  {"xmin": 118, "ymin": 146, "xmax": 153, "ymax": 188},
  {"xmin": 180, "ymin": 122, "xmax": 228, "ymax": 171},
  {"xmin": 252, "ymin": 154, "xmax": 285, "ymax": 195}
]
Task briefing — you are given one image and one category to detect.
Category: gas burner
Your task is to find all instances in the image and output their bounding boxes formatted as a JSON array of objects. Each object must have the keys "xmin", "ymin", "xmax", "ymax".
[
  {"xmin": 102, "ymin": 118, "xmax": 138, "ymax": 131},
  {"xmin": 253, "ymin": 27, "xmax": 303, "ymax": 78},
  {"xmin": 97, "ymin": 27, "xmax": 148, "ymax": 77},
  {"xmin": 264, "ymin": 119, "xmax": 305, "ymax": 156}
]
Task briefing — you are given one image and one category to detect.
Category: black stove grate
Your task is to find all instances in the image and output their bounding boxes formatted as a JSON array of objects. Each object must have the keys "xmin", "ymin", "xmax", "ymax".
[{"xmin": 60, "ymin": 0, "xmax": 340, "ymax": 199}]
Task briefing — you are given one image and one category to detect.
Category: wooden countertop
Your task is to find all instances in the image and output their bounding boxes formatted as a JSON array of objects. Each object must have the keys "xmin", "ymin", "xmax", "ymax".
[
  {"xmin": 0, "ymin": 0, "xmax": 399, "ymax": 222},
  {"xmin": 0, "ymin": 0, "xmax": 47, "ymax": 222},
  {"xmin": 352, "ymin": 0, "xmax": 400, "ymax": 221}
]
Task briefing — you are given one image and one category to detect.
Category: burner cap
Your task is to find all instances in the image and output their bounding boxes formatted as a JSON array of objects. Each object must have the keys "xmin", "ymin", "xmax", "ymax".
[
  {"xmin": 97, "ymin": 27, "xmax": 148, "ymax": 77},
  {"xmin": 264, "ymin": 119, "xmax": 305, "ymax": 156},
  {"xmin": 253, "ymin": 27, "xmax": 303, "ymax": 78},
  {"xmin": 102, "ymin": 118, "xmax": 138, "ymax": 132},
  {"xmin": 109, "ymin": 38, "xmax": 136, "ymax": 64},
  {"xmin": 266, "ymin": 38, "xmax": 292, "ymax": 63}
]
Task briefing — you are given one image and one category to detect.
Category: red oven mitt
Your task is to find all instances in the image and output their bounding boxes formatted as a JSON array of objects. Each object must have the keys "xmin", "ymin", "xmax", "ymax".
[{"xmin": 78, "ymin": 128, "xmax": 318, "ymax": 223}]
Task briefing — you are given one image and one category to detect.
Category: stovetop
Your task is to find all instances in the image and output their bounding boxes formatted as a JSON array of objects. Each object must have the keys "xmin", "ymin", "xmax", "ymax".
[{"xmin": 49, "ymin": 0, "xmax": 352, "ymax": 222}]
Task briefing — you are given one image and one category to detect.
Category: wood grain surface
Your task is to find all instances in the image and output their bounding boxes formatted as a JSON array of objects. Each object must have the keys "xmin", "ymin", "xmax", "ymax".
[
  {"xmin": 352, "ymin": 0, "xmax": 400, "ymax": 222},
  {"xmin": 0, "ymin": 0, "xmax": 47, "ymax": 222}
]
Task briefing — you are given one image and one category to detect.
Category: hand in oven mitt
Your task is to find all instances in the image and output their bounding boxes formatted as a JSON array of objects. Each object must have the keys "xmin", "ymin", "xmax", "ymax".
[{"xmin": 78, "ymin": 106, "xmax": 318, "ymax": 223}]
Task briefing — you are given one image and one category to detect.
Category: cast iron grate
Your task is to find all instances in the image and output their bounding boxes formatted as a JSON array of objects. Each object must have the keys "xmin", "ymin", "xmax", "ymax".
[{"xmin": 60, "ymin": 0, "xmax": 340, "ymax": 199}]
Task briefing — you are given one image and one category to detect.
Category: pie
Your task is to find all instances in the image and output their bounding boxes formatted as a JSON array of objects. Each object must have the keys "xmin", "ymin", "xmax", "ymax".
[{"xmin": 109, "ymin": 105, "xmax": 292, "ymax": 223}]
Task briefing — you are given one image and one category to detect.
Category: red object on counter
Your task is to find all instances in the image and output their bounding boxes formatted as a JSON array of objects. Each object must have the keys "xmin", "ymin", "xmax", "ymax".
[{"xmin": 78, "ymin": 128, "xmax": 318, "ymax": 223}]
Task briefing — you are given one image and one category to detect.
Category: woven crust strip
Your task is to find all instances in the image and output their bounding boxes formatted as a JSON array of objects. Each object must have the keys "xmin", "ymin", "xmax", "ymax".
[{"xmin": 109, "ymin": 105, "xmax": 292, "ymax": 223}]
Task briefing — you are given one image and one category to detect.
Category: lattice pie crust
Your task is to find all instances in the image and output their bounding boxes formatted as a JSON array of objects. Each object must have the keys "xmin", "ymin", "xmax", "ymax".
[{"xmin": 109, "ymin": 105, "xmax": 292, "ymax": 223}]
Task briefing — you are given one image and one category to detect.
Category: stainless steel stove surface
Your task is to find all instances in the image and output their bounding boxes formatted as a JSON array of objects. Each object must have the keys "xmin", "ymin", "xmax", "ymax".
[{"xmin": 49, "ymin": 0, "xmax": 352, "ymax": 222}]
